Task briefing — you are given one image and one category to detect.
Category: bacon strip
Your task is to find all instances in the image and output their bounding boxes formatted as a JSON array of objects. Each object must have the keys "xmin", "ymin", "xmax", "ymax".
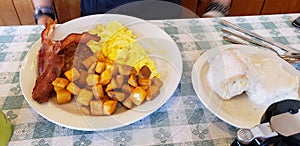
[
  {"xmin": 32, "ymin": 18, "xmax": 100, "ymax": 103},
  {"xmin": 32, "ymin": 54, "xmax": 65, "ymax": 103},
  {"xmin": 37, "ymin": 20, "xmax": 99, "ymax": 75},
  {"xmin": 57, "ymin": 32, "xmax": 100, "ymax": 53},
  {"xmin": 38, "ymin": 19, "xmax": 57, "ymax": 75}
]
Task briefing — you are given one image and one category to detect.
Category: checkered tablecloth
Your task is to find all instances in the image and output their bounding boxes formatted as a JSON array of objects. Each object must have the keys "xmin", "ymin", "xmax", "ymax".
[{"xmin": 1, "ymin": 13, "xmax": 300, "ymax": 146}]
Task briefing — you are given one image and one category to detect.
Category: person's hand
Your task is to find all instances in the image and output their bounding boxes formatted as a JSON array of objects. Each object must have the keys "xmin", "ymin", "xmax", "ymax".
[
  {"xmin": 37, "ymin": 15, "xmax": 52, "ymax": 25},
  {"xmin": 201, "ymin": 0, "xmax": 231, "ymax": 18},
  {"xmin": 202, "ymin": 11, "xmax": 225, "ymax": 18}
]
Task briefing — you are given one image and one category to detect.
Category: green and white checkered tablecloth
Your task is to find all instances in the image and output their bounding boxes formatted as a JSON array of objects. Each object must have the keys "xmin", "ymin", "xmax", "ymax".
[{"xmin": 1, "ymin": 13, "xmax": 300, "ymax": 146}]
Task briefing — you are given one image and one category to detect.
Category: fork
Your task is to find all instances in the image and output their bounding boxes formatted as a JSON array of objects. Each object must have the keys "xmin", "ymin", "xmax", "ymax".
[
  {"xmin": 223, "ymin": 35, "xmax": 300, "ymax": 64},
  {"xmin": 220, "ymin": 20, "xmax": 300, "ymax": 55},
  {"xmin": 221, "ymin": 28, "xmax": 300, "ymax": 59}
]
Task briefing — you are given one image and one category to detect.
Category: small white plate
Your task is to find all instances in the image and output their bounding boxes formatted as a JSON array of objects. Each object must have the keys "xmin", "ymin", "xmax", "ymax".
[
  {"xmin": 20, "ymin": 14, "xmax": 182, "ymax": 131},
  {"xmin": 191, "ymin": 44, "xmax": 300, "ymax": 128}
]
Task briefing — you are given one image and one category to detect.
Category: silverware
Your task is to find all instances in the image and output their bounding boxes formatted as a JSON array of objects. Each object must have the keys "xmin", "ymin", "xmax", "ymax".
[
  {"xmin": 223, "ymin": 35, "xmax": 249, "ymax": 45},
  {"xmin": 220, "ymin": 19, "xmax": 300, "ymax": 55},
  {"xmin": 222, "ymin": 28, "xmax": 280, "ymax": 54},
  {"xmin": 222, "ymin": 27, "xmax": 300, "ymax": 59},
  {"xmin": 223, "ymin": 35, "xmax": 300, "ymax": 63},
  {"xmin": 280, "ymin": 56, "xmax": 300, "ymax": 64}
]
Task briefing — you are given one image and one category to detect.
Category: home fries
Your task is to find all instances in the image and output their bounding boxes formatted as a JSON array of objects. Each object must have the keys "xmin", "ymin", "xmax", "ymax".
[{"xmin": 32, "ymin": 19, "xmax": 163, "ymax": 116}]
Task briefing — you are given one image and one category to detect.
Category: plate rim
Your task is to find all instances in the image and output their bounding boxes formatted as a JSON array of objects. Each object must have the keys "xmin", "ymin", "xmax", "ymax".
[
  {"xmin": 20, "ymin": 14, "xmax": 183, "ymax": 131},
  {"xmin": 191, "ymin": 44, "xmax": 300, "ymax": 128}
]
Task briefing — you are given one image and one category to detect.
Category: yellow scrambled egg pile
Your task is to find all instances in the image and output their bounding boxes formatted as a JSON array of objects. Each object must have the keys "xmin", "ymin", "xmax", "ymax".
[{"xmin": 87, "ymin": 21, "xmax": 159, "ymax": 78}]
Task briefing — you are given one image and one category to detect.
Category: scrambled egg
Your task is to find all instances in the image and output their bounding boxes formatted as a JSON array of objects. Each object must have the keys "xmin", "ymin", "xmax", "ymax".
[{"xmin": 87, "ymin": 21, "xmax": 159, "ymax": 78}]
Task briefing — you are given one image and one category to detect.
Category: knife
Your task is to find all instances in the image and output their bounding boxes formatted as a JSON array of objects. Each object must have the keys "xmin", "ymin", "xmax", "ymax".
[
  {"xmin": 222, "ymin": 28, "xmax": 282, "ymax": 55},
  {"xmin": 220, "ymin": 19, "xmax": 300, "ymax": 55},
  {"xmin": 222, "ymin": 27, "xmax": 300, "ymax": 59},
  {"xmin": 237, "ymin": 110, "xmax": 300, "ymax": 144}
]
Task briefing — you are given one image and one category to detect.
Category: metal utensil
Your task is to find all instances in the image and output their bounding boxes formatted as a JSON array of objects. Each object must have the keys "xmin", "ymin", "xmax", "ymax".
[
  {"xmin": 280, "ymin": 56, "xmax": 300, "ymax": 64},
  {"xmin": 222, "ymin": 28, "xmax": 300, "ymax": 59},
  {"xmin": 220, "ymin": 19, "xmax": 300, "ymax": 55},
  {"xmin": 223, "ymin": 35, "xmax": 300, "ymax": 63},
  {"xmin": 237, "ymin": 110, "xmax": 300, "ymax": 144}
]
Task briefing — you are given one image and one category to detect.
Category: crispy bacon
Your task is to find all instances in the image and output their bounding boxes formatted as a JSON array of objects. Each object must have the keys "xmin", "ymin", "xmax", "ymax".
[
  {"xmin": 41, "ymin": 18, "xmax": 56, "ymax": 43},
  {"xmin": 57, "ymin": 32, "xmax": 100, "ymax": 53},
  {"xmin": 38, "ymin": 19, "xmax": 57, "ymax": 75},
  {"xmin": 32, "ymin": 54, "xmax": 65, "ymax": 103},
  {"xmin": 32, "ymin": 18, "xmax": 100, "ymax": 103}
]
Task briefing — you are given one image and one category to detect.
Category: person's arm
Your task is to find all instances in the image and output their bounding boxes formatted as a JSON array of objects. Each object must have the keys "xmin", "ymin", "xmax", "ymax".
[
  {"xmin": 202, "ymin": 0, "xmax": 232, "ymax": 18},
  {"xmin": 32, "ymin": 0, "xmax": 56, "ymax": 24}
]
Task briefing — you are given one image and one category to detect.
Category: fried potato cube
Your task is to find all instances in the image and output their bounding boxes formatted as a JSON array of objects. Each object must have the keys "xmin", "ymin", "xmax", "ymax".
[
  {"xmin": 122, "ymin": 84, "xmax": 134, "ymax": 94},
  {"xmin": 64, "ymin": 68, "xmax": 80, "ymax": 81},
  {"xmin": 129, "ymin": 87, "xmax": 147, "ymax": 105},
  {"xmin": 119, "ymin": 64, "xmax": 136, "ymax": 75},
  {"xmin": 82, "ymin": 56, "xmax": 97, "ymax": 69},
  {"xmin": 138, "ymin": 65, "xmax": 151, "ymax": 79},
  {"xmin": 151, "ymin": 77, "xmax": 163, "ymax": 87},
  {"xmin": 77, "ymin": 70, "xmax": 88, "ymax": 88},
  {"xmin": 103, "ymin": 100, "xmax": 118, "ymax": 115},
  {"xmin": 86, "ymin": 74, "xmax": 100, "ymax": 86},
  {"xmin": 52, "ymin": 78, "xmax": 69, "ymax": 88},
  {"xmin": 115, "ymin": 75, "xmax": 125, "ymax": 88},
  {"xmin": 111, "ymin": 65, "xmax": 119, "ymax": 76},
  {"xmin": 95, "ymin": 61, "xmax": 106, "ymax": 74},
  {"xmin": 128, "ymin": 75, "xmax": 138, "ymax": 87},
  {"xmin": 111, "ymin": 75, "xmax": 124, "ymax": 89},
  {"xmin": 105, "ymin": 60, "xmax": 114, "ymax": 70},
  {"xmin": 105, "ymin": 82, "xmax": 113, "ymax": 91},
  {"xmin": 100, "ymin": 69, "xmax": 112, "ymax": 85},
  {"xmin": 100, "ymin": 96, "xmax": 110, "ymax": 103},
  {"xmin": 97, "ymin": 51, "xmax": 106, "ymax": 62},
  {"xmin": 79, "ymin": 106, "xmax": 90, "ymax": 115},
  {"xmin": 105, "ymin": 64, "xmax": 113, "ymax": 71},
  {"xmin": 90, "ymin": 100, "xmax": 104, "ymax": 116},
  {"xmin": 56, "ymin": 89, "xmax": 72, "ymax": 104},
  {"xmin": 139, "ymin": 85, "xmax": 149, "ymax": 90},
  {"xmin": 54, "ymin": 86, "xmax": 64, "ymax": 92},
  {"xmin": 107, "ymin": 91, "xmax": 126, "ymax": 102},
  {"xmin": 130, "ymin": 67, "xmax": 137, "ymax": 75},
  {"xmin": 122, "ymin": 98, "xmax": 133, "ymax": 109},
  {"xmin": 88, "ymin": 62, "xmax": 96, "ymax": 74},
  {"xmin": 92, "ymin": 84, "xmax": 105, "ymax": 99},
  {"xmin": 77, "ymin": 89, "xmax": 93, "ymax": 106},
  {"xmin": 110, "ymin": 78, "xmax": 118, "ymax": 89},
  {"xmin": 146, "ymin": 86, "xmax": 160, "ymax": 101},
  {"xmin": 138, "ymin": 78, "xmax": 151, "ymax": 86},
  {"xmin": 84, "ymin": 85, "xmax": 92, "ymax": 91},
  {"xmin": 66, "ymin": 82, "xmax": 81, "ymax": 95},
  {"xmin": 106, "ymin": 59, "xmax": 114, "ymax": 65}
]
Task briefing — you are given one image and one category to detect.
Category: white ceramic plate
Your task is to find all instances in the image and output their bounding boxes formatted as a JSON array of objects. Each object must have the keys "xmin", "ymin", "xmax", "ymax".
[
  {"xmin": 20, "ymin": 14, "xmax": 182, "ymax": 131},
  {"xmin": 192, "ymin": 44, "xmax": 300, "ymax": 128}
]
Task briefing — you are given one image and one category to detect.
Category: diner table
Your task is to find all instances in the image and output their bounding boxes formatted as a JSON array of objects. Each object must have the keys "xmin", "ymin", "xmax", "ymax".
[{"xmin": 1, "ymin": 13, "xmax": 300, "ymax": 146}]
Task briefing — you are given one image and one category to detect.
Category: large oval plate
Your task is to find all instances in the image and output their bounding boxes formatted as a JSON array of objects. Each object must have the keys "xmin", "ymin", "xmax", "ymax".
[
  {"xmin": 192, "ymin": 44, "xmax": 300, "ymax": 128},
  {"xmin": 20, "ymin": 14, "xmax": 182, "ymax": 131}
]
